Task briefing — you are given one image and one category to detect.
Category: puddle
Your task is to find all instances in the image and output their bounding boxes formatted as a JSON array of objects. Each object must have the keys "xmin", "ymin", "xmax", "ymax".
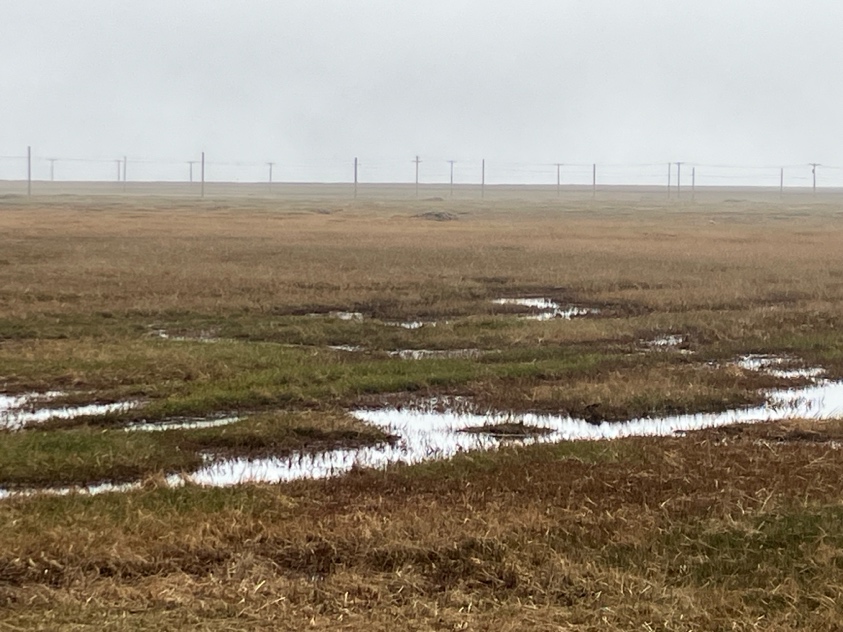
[
  {"xmin": 148, "ymin": 329, "xmax": 220, "ymax": 343},
  {"xmin": 308, "ymin": 311, "xmax": 363, "ymax": 321},
  {"xmin": 329, "ymin": 345, "xmax": 482, "ymax": 360},
  {"xmin": 328, "ymin": 344, "xmax": 365, "ymax": 352},
  {"xmin": 0, "ymin": 393, "xmax": 138, "ymax": 431},
  {"xmin": 5, "ymin": 356, "xmax": 843, "ymax": 497},
  {"xmin": 492, "ymin": 298, "xmax": 595, "ymax": 320},
  {"xmin": 125, "ymin": 416, "xmax": 241, "ymax": 433},
  {"xmin": 642, "ymin": 334, "xmax": 694, "ymax": 355},
  {"xmin": 646, "ymin": 334, "xmax": 685, "ymax": 348},
  {"xmin": 737, "ymin": 355, "xmax": 825, "ymax": 380},
  {"xmin": 383, "ymin": 320, "xmax": 431, "ymax": 329},
  {"xmin": 187, "ymin": 375, "xmax": 843, "ymax": 486},
  {"xmin": 0, "ymin": 391, "xmax": 237, "ymax": 434},
  {"xmin": 0, "ymin": 480, "xmax": 143, "ymax": 501},
  {"xmin": 388, "ymin": 349, "xmax": 482, "ymax": 360}
]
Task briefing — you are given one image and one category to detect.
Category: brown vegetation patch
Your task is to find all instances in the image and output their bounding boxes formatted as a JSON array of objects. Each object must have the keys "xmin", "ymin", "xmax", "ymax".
[
  {"xmin": 460, "ymin": 421, "xmax": 554, "ymax": 437},
  {"xmin": 414, "ymin": 210, "xmax": 458, "ymax": 221},
  {"xmin": 695, "ymin": 418, "xmax": 843, "ymax": 445},
  {"xmin": 2, "ymin": 431, "xmax": 843, "ymax": 628}
]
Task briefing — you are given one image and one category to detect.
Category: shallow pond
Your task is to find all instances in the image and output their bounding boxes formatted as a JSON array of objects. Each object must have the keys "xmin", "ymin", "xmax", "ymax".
[
  {"xmin": 491, "ymin": 297, "xmax": 595, "ymax": 320},
  {"xmin": 3, "ymin": 359, "xmax": 843, "ymax": 498},
  {"xmin": 187, "ymin": 377, "xmax": 843, "ymax": 486}
]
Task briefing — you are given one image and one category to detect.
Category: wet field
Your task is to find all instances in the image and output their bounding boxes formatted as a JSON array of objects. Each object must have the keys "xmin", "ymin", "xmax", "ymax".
[
  {"xmin": 2, "ymin": 188, "xmax": 843, "ymax": 629},
  {"xmin": 3, "ymin": 352, "xmax": 842, "ymax": 497}
]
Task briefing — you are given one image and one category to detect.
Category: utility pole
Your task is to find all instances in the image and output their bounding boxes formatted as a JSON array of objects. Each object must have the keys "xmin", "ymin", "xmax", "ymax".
[
  {"xmin": 675, "ymin": 162, "xmax": 683, "ymax": 199},
  {"xmin": 667, "ymin": 162, "xmax": 672, "ymax": 197},
  {"xmin": 592, "ymin": 163, "xmax": 596, "ymax": 198},
  {"xmin": 122, "ymin": 156, "xmax": 127, "ymax": 192},
  {"xmin": 188, "ymin": 161, "xmax": 197, "ymax": 183},
  {"xmin": 116, "ymin": 159, "xmax": 122, "ymax": 182},
  {"xmin": 353, "ymin": 157, "xmax": 358, "ymax": 198},
  {"xmin": 555, "ymin": 163, "xmax": 562, "ymax": 197},
  {"xmin": 691, "ymin": 167, "xmax": 696, "ymax": 203},
  {"xmin": 48, "ymin": 158, "xmax": 57, "ymax": 182},
  {"xmin": 810, "ymin": 163, "xmax": 820, "ymax": 194},
  {"xmin": 448, "ymin": 160, "xmax": 456, "ymax": 197},
  {"xmin": 413, "ymin": 155, "xmax": 421, "ymax": 198},
  {"xmin": 201, "ymin": 152, "xmax": 205, "ymax": 198},
  {"xmin": 481, "ymin": 159, "xmax": 486, "ymax": 199},
  {"xmin": 267, "ymin": 162, "xmax": 275, "ymax": 189},
  {"xmin": 780, "ymin": 167, "xmax": 784, "ymax": 198},
  {"xmin": 27, "ymin": 146, "xmax": 31, "ymax": 196}
]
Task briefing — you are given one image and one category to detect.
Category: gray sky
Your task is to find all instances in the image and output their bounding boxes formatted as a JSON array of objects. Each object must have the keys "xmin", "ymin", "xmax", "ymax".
[{"xmin": 2, "ymin": 1, "xmax": 843, "ymax": 184}]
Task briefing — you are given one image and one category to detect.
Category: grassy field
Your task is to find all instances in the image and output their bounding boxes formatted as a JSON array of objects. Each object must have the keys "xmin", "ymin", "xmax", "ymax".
[{"xmin": 1, "ymin": 187, "xmax": 843, "ymax": 629}]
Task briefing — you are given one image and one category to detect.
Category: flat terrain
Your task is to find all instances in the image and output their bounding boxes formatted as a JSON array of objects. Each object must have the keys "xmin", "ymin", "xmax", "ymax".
[{"xmin": 1, "ymin": 186, "xmax": 843, "ymax": 629}]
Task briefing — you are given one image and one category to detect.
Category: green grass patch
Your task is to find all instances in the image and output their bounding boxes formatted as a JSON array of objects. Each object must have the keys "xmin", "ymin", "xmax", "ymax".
[{"xmin": 0, "ymin": 411, "xmax": 389, "ymax": 488}]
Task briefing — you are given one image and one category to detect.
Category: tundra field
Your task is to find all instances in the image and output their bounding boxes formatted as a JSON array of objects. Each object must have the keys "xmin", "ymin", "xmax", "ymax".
[{"xmin": 2, "ymin": 186, "xmax": 843, "ymax": 630}]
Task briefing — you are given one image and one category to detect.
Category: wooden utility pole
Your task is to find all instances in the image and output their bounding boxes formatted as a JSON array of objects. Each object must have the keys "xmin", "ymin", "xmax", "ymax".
[
  {"xmin": 188, "ymin": 161, "xmax": 197, "ymax": 183},
  {"xmin": 555, "ymin": 163, "xmax": 562, "ymax": 197},
  {"xmin": 267, "ymin": 162, "xmax": 275, "ymax": 189},
  {"xmin": 481, "ymin": 159, "xmax": 485, "ymax": 199},
  {"xmin": 201, "ymin": 152, "xmax": 205, "ymax": 198},
  {"xmin": 448, "ymin": 160, "xmax": 456, "ymax": 197},
  {"xmin": 27, "ymin": 146, "xmax": 31, "ymax": 196},
  {"xmin": 667, "ymin": 162, "xmax": 671, "ymax": 197},
  {"xmin": 691, "ymin": 167, "xmax": 696, "ymax": 202},
  {"xmin": 810, "ymin": 163, "xmax": 820, "ymax": 194},
  {"xmin": 413, "ymin": 155, "xmax": 421, "ymax": 197},
  {"xmin": 122, "ymin": 156, "xmax": 127, "ymax": 192},
  {"xmin": 780, "ymin": 167, "xmax": 784, "ymax": 198},
  {"xmin": 676, "ymin": 162, "xmax": 683, "ymax": 199},
  {"xmin": 48, "ymin": 158, "xmax": 57, "ymax": 182},
  {"xmin": 353, "ymin": 157, "xmax": 358, "ymax": 198},
  {"xmin": 592, "ymin": 163, "xmax": 596, "ymax": 198}
]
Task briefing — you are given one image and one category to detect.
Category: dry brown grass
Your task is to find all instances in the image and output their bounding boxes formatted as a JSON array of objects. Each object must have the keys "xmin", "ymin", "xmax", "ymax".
[
  {"xmin": 2, "ymin": 434, "xmax": 843, "ymax": 630},
  {"xmin": 2, "ymin": 191, "xmax": 843, "ymax": 320}
]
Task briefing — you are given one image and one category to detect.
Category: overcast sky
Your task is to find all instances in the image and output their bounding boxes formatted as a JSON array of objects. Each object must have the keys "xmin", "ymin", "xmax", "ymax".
[{"xmin": 2, "ymin": 1, "xmax": 842, "ymax": 183}]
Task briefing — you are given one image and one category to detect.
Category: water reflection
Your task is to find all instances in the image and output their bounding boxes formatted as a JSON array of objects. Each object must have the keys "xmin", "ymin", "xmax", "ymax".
[
  {"xmin": 0, "ymin": 393, "xmax": 137, "ymax": 431},
  {"xmin": 190, "ymin": 378, "xmax": 843, "ymax": 486},
  {"xmin": 736, "ymin": 354, "xmax": 826, "ymax": 379},
  {"xmin": 5, "ymin": 360, "xmax": 843, "ymax": 497},
  {"xmin": 491, "ymin": 297, "xmax": 595, "ymax": 320},
  {"xmin": 125, "ymin": 416, "xmax": 240, "ymax": 432},
  {"xmin": 387, "ymin": 348, "xmax": 482, "ymax": 360}
]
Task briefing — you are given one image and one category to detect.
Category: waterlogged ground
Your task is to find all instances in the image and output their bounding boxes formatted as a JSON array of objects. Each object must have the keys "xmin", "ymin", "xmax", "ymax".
[
  {"xmin": 4, "ymin": 197, "xmax": 843, "ymax": 629},
  {"xmin": 197, "ymin": 375, "xmax": 843, "ymax": 486},
  {"xmin": 2, "ymin": 355, "xmax": 841, "ymax": 496},
  {"xmin": 0, "ymin": 392, "xmax": 137, "ymax": 431}
]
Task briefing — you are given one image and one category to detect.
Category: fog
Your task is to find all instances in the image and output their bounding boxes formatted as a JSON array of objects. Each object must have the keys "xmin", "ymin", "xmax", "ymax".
[{"xmin": 2, "ymin": 1, "xmax": 842, "ymax": 184}]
